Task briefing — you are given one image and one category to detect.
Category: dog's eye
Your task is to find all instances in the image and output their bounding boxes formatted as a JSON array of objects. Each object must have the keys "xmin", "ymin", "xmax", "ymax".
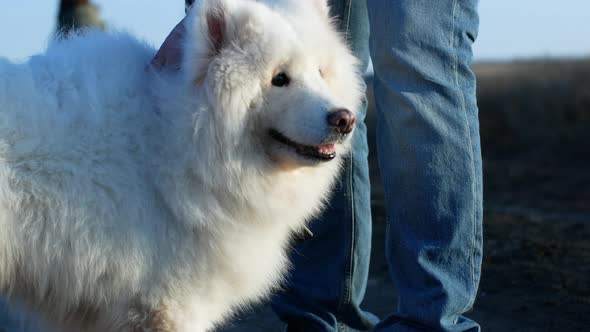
[{"xmin": 271, "ymin": 72, "xmax": 290, "ymax": 87}]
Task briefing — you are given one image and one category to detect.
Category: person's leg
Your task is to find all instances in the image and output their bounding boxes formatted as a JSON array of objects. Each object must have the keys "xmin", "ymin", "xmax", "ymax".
[
  {"xmin": 270, "ymin": 1, "xmax": 376, "ymax": 331},
  {"xmin": 367, "ymin": 0, "xmax": 483, "ymax": 331}
]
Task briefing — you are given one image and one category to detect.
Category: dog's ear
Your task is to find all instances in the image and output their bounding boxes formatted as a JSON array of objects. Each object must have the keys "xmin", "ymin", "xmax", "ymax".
[
  {"xmin": 311, "ymin": 0, "xmax": 330, "ymax": 17},
  {"xmin": 183, "ymin": 0, "xmax": 236, "ymax": 81},
  {"xmin": 202, "ymin": 0, "xmax": 231, "ymax": 55}
]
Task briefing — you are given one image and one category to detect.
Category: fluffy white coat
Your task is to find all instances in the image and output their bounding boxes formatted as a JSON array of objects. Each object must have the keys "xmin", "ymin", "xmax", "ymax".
[{"xmin": 0, "ymin": 0, "xmax": 362, "ymax": 331}]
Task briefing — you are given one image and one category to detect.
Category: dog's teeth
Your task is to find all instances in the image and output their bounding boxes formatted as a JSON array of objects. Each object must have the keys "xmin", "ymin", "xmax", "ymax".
[{"xmin": 317, "ymin": 144, "xmax": 336, "ymax": 154}]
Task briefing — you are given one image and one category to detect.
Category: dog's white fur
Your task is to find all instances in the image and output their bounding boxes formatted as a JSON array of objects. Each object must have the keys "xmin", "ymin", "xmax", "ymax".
[{"xmin": 0, "ymin": 0, "xmax": 362, "ymax": 331}]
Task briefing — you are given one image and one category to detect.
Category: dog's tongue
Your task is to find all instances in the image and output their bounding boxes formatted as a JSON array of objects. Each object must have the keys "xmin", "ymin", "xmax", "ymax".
[{"xmin": 317, "ymin": 144, "xmax": 336, "ymax": 155}]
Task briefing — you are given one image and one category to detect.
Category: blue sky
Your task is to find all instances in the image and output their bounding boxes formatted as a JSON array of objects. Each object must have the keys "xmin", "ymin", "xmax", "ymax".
[{"xmin": 0, "ymin": 0, "xmax": 589, "ymax": 62}]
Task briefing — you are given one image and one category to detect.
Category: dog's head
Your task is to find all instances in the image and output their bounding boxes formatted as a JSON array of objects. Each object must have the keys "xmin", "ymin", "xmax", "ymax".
[{"xmin": 183, "ymin": 0, "xmax": 363, "ymax": 169}]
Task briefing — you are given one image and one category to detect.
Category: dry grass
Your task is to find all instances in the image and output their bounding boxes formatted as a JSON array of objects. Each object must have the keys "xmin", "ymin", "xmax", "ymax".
[{"xmin": 475, "ymin": 58, "xmax": 590, "ymax": 159}]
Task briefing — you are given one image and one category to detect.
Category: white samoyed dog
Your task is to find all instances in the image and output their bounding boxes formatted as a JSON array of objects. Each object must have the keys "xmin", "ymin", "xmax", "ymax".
[{"xmin": 0, "ymin": 0, "xmax": 362, "ymax": 331}]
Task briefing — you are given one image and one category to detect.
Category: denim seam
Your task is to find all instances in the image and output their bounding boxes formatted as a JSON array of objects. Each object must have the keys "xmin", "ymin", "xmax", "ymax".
[
  {"xmin": 340, "ymin": 151, "xmax": 356, "ymax": 331},
  {"xmin": 348, "ymin": 151, "xmax": 356, "ymax": 331},
  {"xmin": 340, "ymin": 0, "xmax": 354, "ymax": 321},
  {"xmin": 450, "ymin": 0, "xmax": 479, "ymax": 316},
  {"xmin": 336, "ymin": 153, "xmax": 354, "ymax": 332},
  {"xmin": 343, "ymin": 0, "xmax": 352, "ymax": 42},
  {"xmin": 336, "ymin": 1, "xmax": 355, "ymax": 330}
]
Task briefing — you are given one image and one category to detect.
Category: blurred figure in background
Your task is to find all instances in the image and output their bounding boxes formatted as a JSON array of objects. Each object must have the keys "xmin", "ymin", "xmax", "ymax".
[{"xmin": 57, "ymin": 0, "xmax": 105, "ymax": 34}]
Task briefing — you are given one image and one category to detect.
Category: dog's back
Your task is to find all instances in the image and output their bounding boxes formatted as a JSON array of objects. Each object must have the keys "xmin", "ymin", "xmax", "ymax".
[
  {"xmin": 0, "ymin": 32, "xmax": 170, "ymax": 329},
  {"xmin": 0, "ymin": 31, "xmax": 156, "ymax": 159}
]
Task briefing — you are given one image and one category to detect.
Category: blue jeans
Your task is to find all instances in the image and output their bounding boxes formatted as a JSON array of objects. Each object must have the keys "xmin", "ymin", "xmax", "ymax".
[{"xmin": 271, "ymin": 1, "xmax": 483, "ymax": 331}]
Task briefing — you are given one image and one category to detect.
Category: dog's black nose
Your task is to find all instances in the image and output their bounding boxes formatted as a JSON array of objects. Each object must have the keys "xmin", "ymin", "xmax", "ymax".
[{"xmin": 327, "ymin": 108, "xmax": 356, "ymax": 134}]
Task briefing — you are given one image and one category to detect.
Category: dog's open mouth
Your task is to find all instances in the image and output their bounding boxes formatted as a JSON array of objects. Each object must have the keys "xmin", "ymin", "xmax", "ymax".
[{"xmin": 269, "ymin": 129, "xmax": 336, "ymax": 161}]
